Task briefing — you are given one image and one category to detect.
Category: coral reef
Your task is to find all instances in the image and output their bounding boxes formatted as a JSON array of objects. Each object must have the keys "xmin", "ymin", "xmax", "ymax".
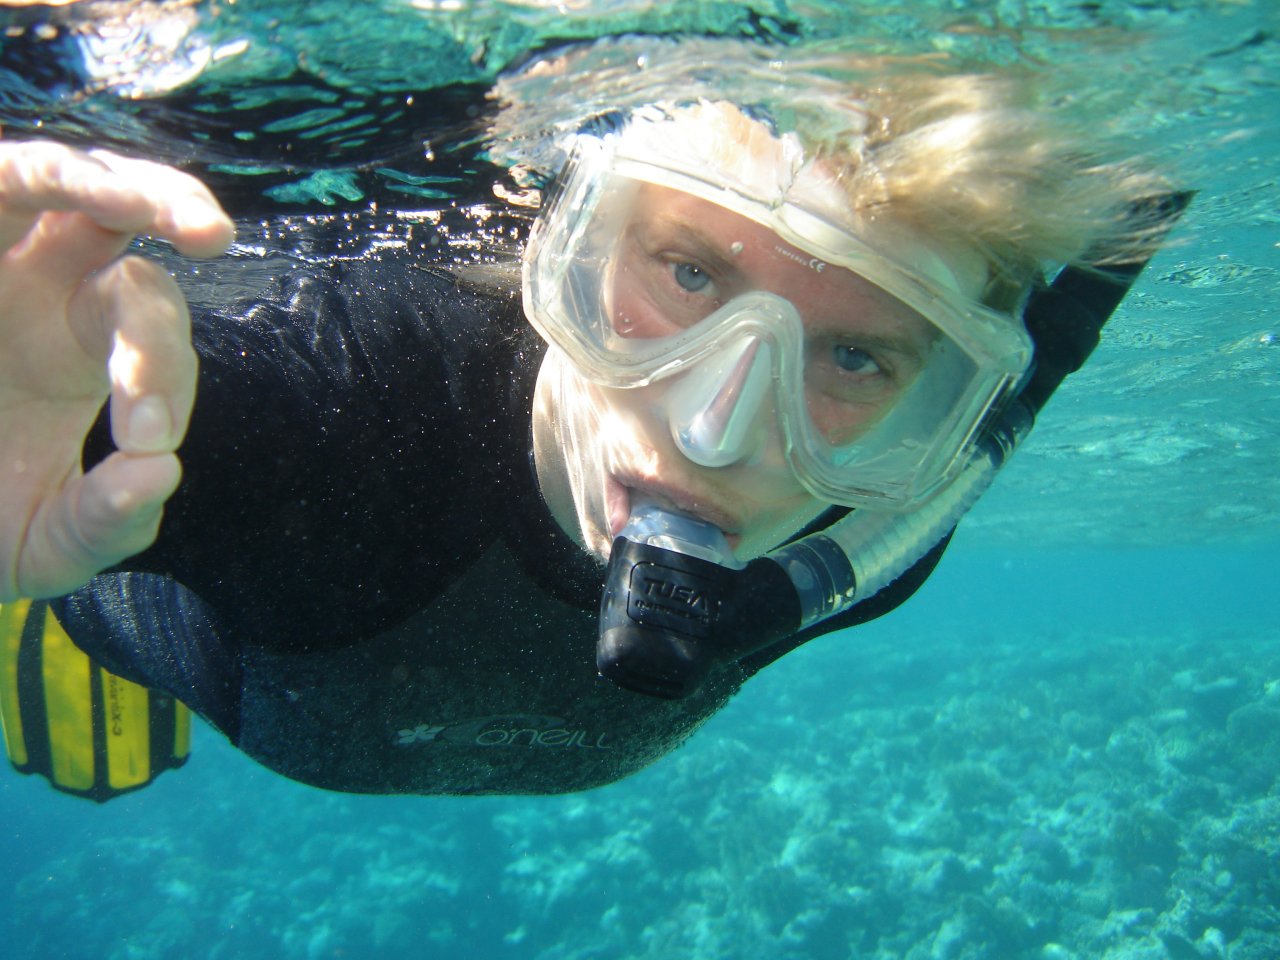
[{"xmin": 3, "ymin": 607, "xmax": 1275, "ymax": 960}]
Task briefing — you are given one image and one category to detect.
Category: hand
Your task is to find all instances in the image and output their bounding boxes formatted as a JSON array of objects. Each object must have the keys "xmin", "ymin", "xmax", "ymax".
[{"xmin": 0, "ymin": 140, "xmax": 234, "ymax": 601}]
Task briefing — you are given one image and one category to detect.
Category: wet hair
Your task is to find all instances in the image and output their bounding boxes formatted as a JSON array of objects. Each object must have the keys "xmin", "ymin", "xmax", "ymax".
[
  {"xmin": 486, "ymin": 51, "xmax": 1177, "ymax": 311},
  {"xmin": 805, "ymin": 70, "xmax": 1174, "ymax": 307}
]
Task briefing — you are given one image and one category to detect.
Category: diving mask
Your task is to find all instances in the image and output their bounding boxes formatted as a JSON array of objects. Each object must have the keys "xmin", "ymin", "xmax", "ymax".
[{"xmin": 523, "ymin": 103, "xmax": 1034, "ymax": 509}]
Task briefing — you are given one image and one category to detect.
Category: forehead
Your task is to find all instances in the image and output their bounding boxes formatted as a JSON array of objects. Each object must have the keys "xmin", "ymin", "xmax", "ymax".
[{"xmin": 631, "ymin": 184, "xmax": 937, "ymax": 339}]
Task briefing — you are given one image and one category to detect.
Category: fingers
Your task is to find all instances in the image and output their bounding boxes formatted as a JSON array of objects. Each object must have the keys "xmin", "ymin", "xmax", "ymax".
[
  {"xmin": 10, "ymin": 208, "xmax": 139, "ymax": 289},
  {"xmin": 17, "ymin": 451, "xmax": 181, "ymax": 599},
  {"xmin": 70, "ymin": 256, "xmax": 197, "ymax": 455},
  {"xmin": 1, "ymin": 256, "xmax": 194, "ymax": 599},
  {"xmin": 0, "ymin": 140, "xmax": 234, "ymax": 262},
  {"xmin": 0, "ymin": 141, "xmax": 224, "ymax": 600},
  {"xmin": 0, "ymin": 141, "xmax": 154, "ymax": 251},
  {"xmin": 90, "ymin": 149, "xmax": 235, "ymax": 258},
  {"xmin": 73, "ymin": 452, "xmax": 181, "ymax": 559}
]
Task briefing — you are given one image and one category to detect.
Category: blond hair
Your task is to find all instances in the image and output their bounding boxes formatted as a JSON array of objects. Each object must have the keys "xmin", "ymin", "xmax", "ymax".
[
  {"xmin": 805, "ymin": 70, "xmax": 1173, "ymax": 305},
  {"xmin": 489, "ymin": 45, "xmax": 1177, "ymax": 306}
]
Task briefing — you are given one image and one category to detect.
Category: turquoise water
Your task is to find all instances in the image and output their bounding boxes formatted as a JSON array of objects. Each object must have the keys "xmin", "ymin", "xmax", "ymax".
[{"xmin": 2, "ymin": 2, "xmax": 1278, "ymax": 958}]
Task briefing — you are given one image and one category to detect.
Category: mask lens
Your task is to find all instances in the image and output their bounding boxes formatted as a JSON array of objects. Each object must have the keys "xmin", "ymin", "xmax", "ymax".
[{"xmin": 605, "ymin": 185, "xmax": 946, "ymax": 447}]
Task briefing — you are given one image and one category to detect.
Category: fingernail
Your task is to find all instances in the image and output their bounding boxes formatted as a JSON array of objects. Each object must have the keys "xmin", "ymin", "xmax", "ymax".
[{"xmin": 127, "ymin": 396, "xmax": 173, "ymax": 452}]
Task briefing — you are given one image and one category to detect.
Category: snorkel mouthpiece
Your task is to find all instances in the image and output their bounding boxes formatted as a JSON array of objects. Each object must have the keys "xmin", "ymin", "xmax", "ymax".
[{"xmin": 597, "ymin": 498, "xmax": 801, "ymax": 699}]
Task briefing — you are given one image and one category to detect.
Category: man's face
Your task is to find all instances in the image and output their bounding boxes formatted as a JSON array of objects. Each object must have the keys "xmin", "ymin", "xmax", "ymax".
[{"xmin": 532, "ymin": 186, "xmax": 949, "ymax": 562}]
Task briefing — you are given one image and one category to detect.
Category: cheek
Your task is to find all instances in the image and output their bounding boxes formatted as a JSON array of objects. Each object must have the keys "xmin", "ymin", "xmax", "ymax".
[
  {"xmin": 755, "ymin": 476, "xmax": 824, "ymax": 521},
  {"xmin": 611, "ymin": 266, "xmax": 646, "ymax": 336},
  {"xmin": 610, "ymin": 267, "xmax": 681, "ymax": 340},
  {"xmin": 734, "ymin": 488, "xmax": 829, "ymax": 557},
  {"xmin": 805, "ymin": 392, "xmax": 885, "ymax": 447}
]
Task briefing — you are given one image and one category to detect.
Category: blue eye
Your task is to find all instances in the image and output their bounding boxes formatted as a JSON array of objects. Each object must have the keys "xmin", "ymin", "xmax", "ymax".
[
  {"xmin": 672, "ymin": 262, "xmax": 711, "ymax": 293},
  {"xmin": 832, "ymin": 345, "xmax": 882, "ymax": 375}
]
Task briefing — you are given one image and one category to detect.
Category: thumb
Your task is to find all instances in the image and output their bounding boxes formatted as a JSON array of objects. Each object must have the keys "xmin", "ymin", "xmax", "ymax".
[{"xmin": 18, "ymin": 451, "xmax": 180, "ymax": 599}]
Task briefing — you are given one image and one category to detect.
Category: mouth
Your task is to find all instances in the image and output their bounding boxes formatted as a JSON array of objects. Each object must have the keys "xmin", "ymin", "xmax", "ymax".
[{"xmin": 607, "ymin": 474, "xmax": 742, "ymax": 547}]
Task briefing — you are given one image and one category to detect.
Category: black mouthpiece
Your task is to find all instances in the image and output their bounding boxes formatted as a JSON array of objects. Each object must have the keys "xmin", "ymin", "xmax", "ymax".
[{"xmin": 597, "ymin": 536, "xmax": 800, "ymax": 699}]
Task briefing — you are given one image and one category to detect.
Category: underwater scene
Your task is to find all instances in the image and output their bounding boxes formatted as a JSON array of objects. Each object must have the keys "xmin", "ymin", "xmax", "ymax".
[{"xmin": 1, "ymin": 1, "xmax": 1277, "ymax": 959}]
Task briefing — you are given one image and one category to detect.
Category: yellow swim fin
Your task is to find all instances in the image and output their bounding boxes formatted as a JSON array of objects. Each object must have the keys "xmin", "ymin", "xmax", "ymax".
[{"xmin": 0, "ymin": 598, "xmax": 190, "ymax": 803}]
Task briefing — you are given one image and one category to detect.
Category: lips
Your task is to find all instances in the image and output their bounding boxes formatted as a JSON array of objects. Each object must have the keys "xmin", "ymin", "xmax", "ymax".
[
  {"xmin": 608, "ymin": 473, "xmax": 742, "ymax": 545},
  {"xmin": 605, "ymin": 474, "xmax": 631, "ymax": 539}
]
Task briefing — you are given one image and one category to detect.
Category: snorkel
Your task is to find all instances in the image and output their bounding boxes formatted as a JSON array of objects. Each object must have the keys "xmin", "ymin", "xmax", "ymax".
[{"xmin": 596, "ymin": 192, "xmax": 1191, "ymax": 698}]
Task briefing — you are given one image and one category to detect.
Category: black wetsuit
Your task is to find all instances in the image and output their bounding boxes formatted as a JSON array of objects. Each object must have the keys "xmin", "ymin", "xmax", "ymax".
[{"xmin": 52, "ymin": 258, "xmax": 944, "ymax": 796}]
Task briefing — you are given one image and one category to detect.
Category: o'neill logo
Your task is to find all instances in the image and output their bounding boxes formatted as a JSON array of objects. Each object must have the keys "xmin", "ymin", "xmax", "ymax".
[{"xmin": 395, "ymin": 714, "xmax": 610, "ymax": 750}]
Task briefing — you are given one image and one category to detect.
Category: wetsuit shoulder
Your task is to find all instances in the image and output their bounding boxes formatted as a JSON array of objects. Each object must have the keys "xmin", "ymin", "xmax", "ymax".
[{"xmin": 88, "ymin": 258, "xmax": 527, "ymax": 652}]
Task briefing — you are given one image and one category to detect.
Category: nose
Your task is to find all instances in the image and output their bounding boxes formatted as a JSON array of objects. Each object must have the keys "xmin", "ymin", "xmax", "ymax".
[{"xmin": 666, "ymin": 334, "xmax": 774, "ymax": 468}]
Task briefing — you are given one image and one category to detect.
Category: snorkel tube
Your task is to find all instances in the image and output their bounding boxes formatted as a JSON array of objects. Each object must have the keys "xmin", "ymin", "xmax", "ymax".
[{"xmin": 598, "ymin": 193, "xmax": 1191, "ymax": 699}]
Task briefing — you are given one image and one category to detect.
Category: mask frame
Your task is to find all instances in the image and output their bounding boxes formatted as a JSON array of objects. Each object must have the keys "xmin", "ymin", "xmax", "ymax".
[{"xmin": 523, "ymin": 118, "xmax": 1035, "ymax": 508}]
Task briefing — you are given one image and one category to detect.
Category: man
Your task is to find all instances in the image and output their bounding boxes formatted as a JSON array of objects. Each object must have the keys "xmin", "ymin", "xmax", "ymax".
[{"xmin": 0, "ymin": 88, "xmax": 1177, "ymax": 797}]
